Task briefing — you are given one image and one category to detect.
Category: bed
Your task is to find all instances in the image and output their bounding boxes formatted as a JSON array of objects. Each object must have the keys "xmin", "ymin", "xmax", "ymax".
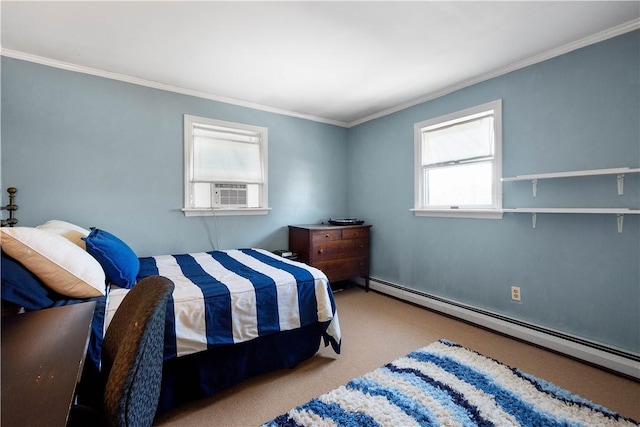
[{"xmin": 0, "ymin": 214, "xmax": 341, "ymax": 414}]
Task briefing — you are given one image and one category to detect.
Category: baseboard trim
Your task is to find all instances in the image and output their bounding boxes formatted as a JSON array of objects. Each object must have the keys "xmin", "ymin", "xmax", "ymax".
[{"xmin": 365, "ymin": 278, "xmax": 640, "ymax": 379}]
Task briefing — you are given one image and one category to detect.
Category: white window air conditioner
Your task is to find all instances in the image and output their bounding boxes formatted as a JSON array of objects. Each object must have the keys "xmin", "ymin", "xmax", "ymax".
[{"xmin": 213, "ymin": 183, "xmax": 248, "ymax": 207}]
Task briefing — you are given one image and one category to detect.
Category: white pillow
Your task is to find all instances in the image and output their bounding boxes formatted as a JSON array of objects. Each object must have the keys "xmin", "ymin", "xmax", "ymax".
[
  {"xmin": 1, "ymin": 227, "xmax": 106, "ymax": 298},
  {"xmin": 36, "ymin": 219, "xmax": 91, "ymax": 249}
]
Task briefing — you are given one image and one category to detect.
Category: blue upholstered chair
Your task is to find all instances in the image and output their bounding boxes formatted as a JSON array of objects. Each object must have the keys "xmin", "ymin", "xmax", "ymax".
[{"xmin": 69, "ymin": 275, "xmax": 174, "ymax": 427}]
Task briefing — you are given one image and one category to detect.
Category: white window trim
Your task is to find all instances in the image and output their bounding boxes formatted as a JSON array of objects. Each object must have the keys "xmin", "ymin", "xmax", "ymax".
[
  {"xmin": 412, "ymin": 100, "xmax": 503, "ymax": 220},
  {"xmin": 183, "ymin": 114, "xmax": 269, "ymax": 216},
  {"xmin": 182, "ymin": 207, "xmax": 272, "ymax": 216}
]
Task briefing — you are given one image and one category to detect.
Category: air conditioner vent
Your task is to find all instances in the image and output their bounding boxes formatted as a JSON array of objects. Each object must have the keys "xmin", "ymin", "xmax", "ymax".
[{"xmin": 213, "ymin": 183, "xmax": 247, "ymax": 207}]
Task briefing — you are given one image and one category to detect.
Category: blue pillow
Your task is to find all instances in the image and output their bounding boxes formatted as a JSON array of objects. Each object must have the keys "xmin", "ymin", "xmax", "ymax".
[
  {"xmin": 1, "ymin": 251, "xmax": 66, "ymax": 310},
  {"xmin": 83, "ymin": 229, "xmax": 140, "ymax": 289}
]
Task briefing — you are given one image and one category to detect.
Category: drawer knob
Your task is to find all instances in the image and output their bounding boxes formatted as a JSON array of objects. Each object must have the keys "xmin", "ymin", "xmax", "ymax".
[
  {"xmin": 325, "ymin": 234, "xmax": 330, "ymax": 238},
  {"xmin": 318, "ymin": 248, "xmax": 324, "ymax": 254}
]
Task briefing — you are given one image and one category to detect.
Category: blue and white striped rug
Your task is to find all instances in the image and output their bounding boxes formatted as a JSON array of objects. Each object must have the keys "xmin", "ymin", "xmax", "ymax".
[{"xmin": 262, "ymin": 339, "xmax": 638, "ymax": 427}]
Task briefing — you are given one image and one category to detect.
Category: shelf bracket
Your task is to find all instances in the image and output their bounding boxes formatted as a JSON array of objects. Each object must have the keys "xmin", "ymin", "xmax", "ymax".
[
  {"xmin": 617, "ymin": 174, "xmax": 625, "ymax": 196},
  {"xmin": 531, "ymin": 212, "xmax": 537, "ymax": 229},
  {"xmin": 532, "ymin": 179, "xmax": 538, "ymax": 197},
  {"xmin": 617, "ymin": 214, "xmax": 624, "ymax": 233}
]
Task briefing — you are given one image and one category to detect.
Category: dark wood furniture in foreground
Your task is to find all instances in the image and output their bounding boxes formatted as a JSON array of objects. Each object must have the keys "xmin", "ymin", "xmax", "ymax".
[
  {"xmin": 289, "ymin": 224, "xmax": 371, "ymax": 291},
  {"xmin": 1, "ymin": 301, "xmax": 96, "ymax": 427}
]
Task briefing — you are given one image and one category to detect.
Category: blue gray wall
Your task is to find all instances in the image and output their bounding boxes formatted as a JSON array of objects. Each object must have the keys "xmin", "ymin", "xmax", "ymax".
[
  {"xmin": 348, "ymin": 31, "xmax": 639, "ymax": 353},
  {"xmin": 2, "ymin": 31, "xmax": 638, "ymax": 353},
  {"xmin": 1, "ymin": 58, "xmax": 349, "ymax": 256}
]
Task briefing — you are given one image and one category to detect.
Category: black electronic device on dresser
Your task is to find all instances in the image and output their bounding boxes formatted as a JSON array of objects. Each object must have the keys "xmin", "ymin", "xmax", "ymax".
[
  {"xmin": 327, "ymin": 218, "xmax": 364, "ymax": 226},
  {"xmin": 273, "ymin": 249, "xmax": 298, "ymax": 260},
  {"xmin": 288, "ymin": 223, "xmax": 371, "ymax": 291}
]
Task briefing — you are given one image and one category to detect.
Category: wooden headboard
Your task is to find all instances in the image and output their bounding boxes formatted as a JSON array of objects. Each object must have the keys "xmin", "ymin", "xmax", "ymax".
[{"xmin": 1, "ymin": 187, "xmax": 18, "ymax": 227}]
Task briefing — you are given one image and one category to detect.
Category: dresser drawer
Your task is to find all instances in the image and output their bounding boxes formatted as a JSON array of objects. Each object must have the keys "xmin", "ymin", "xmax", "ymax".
[
  {"xmin": 314, "ymin": 256, "xmax": 369, "ymax": 283},
  {"xmin": 311, "ymin": 229, "xmax": 342, "ymax": 242},
  {"xmin": 341, "ymin": 227, "xmax": 368, "ymax": 240},
  {"xmin": 310, "ymin": 226, "xmax": 370, "ymax": 242},
  {"xmin": 310, "ymin": 238, "xmax": 369, "ymax": 262}
]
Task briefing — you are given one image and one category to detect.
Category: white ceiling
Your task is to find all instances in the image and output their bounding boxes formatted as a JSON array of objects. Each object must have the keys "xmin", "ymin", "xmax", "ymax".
[{"xmin": 2, "ymin": 1, "xmax": 639, "ymax": 127}]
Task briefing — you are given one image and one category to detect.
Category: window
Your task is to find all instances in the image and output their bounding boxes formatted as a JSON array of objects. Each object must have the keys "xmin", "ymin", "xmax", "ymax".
[
  {"xmin": 413, "ymin": 100, "xmax": 502, "ymax": 219},
  {"xmin": 183, "ymin": 115, "xmax": 269, "ymax": 216}
]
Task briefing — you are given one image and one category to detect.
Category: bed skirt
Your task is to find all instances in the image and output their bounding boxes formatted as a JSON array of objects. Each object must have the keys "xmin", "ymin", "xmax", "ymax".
[
  {"xmin": 78, "ymin": 322, "xmax": 323, "ymax": 415},
  {"xmin": 156, "ymin": 322, "xmax": 324, "ymax": 414}
]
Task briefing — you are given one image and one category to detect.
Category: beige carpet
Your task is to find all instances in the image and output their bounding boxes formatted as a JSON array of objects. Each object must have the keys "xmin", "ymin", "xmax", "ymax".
[{"xmin": 154, "ymin": 286, "xmax": 640, "ymax": 426}]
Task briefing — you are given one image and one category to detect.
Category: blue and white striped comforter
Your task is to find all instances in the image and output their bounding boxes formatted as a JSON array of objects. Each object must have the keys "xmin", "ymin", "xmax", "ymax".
[{"xmin": 104, "ymin": 248, "xmax": 341, "ymax": 360}]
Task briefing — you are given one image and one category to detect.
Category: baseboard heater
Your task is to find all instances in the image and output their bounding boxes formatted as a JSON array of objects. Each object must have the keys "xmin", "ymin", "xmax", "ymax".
[{"xmin": 366, "ymin": 277, "xmax": 640, "ymax": 380}]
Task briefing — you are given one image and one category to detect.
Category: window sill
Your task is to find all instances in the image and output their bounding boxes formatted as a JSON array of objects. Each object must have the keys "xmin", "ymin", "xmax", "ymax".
[
  {"xmin": 182, "ymin": 207, "xmax": 271, "ymax": 217},
  {"xmin": 411, "ymin": 208, "xmax": 503, "ymax": 219}
]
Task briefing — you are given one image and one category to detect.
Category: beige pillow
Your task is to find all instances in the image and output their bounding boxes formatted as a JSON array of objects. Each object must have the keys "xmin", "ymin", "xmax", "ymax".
[
  {"xmin": 36, "ymin": 220, "xmax": 91, "ymax": 249},
  {"xmin": 1, "ymin": 227, "xmax": 106, "ymax": 298}
]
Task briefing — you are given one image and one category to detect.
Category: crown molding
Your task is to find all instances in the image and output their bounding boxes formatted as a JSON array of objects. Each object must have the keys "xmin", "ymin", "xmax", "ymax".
[
  {"xmin": 348, "ymin": 19, "xmax": 640, "ymax": 128},
  {"xmin": 0, "ymin": 48, "xmax": 350, "ymax": 128}
]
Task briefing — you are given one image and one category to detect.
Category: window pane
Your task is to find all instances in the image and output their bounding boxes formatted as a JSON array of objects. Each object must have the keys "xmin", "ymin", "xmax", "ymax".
[
  {"xmin": 192, "ymin": 182, "xmax": 211, "ymax": 208},
  {"xmin": 193, "ymin": 136, "xmax": 262, "ymax": 183},
  {"xmin": 422, "ymin": 115, "xmax": 494, "ymax": 166},
  {"xmin": 247, "ymin": 184, "xmax": 260, "ymax": 208},
  {"xmin": 425, "ymin": 162, "xmax": 493, "ymax": 206},
  {"xmin": 193, "ymin": 126, "xmax": 260, "ymax": 143}
]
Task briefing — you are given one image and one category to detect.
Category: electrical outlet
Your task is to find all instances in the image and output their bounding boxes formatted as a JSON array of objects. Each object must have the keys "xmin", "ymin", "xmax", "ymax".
[{"xmin": 511, "ymin": 286, "xmax": 522, "ymax": 302}]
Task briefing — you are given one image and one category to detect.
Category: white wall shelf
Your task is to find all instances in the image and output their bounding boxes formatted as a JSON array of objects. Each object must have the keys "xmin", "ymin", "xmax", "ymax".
[
  {"xmin": 502, "ymin": 167, "xmax": 640, "ymax": 196},
  {"xmin": 502, "ymin": 208, "xmax": 640, "ymax": 214},
  {"xmin": 502, "ymin": 167, "xmax": 640, "ymax": 233},
  {"xmin": 502, "ymin": 208, "xmax": 640, "ymax": 232}
]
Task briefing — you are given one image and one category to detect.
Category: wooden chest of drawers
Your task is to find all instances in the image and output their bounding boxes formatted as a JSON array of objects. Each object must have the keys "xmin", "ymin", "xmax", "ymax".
[{"xmin": 288, "ymin": 224, "xmax": 371, "ymax": 291}]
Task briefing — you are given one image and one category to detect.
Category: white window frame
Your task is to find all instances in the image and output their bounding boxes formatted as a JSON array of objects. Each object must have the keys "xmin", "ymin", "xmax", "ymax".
[
  {"xmin": 182, "ymin": 115, "xmax": 270, "ymax": 216},
  {"xmin": 412, "ymin": 100, "xmax": 503, "ymax": 219}
]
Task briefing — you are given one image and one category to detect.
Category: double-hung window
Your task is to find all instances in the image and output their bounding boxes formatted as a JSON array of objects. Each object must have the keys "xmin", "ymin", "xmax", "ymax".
[
  {"xmin": 413, "ymin": 100, "xmax": 502, "ymax": 219},
  {"xmin": 183, "ymin": 115, "xmax": 269, "ymax": 216}
]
